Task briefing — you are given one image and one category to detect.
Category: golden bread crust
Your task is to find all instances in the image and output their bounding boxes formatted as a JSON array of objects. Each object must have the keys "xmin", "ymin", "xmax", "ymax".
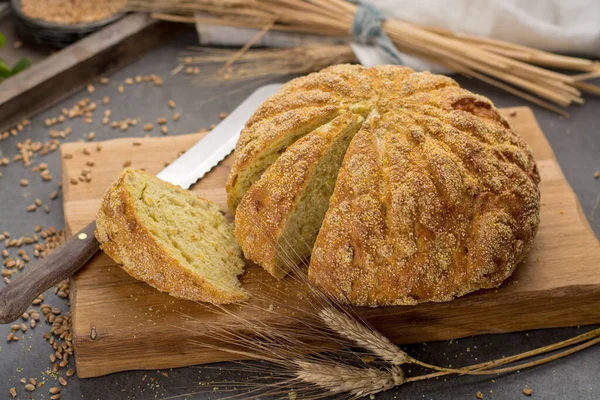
[
  {"xmin": 230, "ymin": 64, "xmax": 541, "ymax": 306},
  {"xmin": 95, "ymin": 169, "xmax": 248, "ymax": 304},
  {"xmin": 234, "ymin": 112, "xmax": 363, "ymax": 278}
]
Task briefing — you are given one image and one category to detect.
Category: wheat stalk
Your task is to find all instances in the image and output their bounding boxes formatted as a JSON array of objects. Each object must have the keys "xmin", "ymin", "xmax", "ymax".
[
  {"xmin": 294, "ymin": 361, "xmax": 405, "ymax": 397},
  {"xmin": 318, "ymin": 307, "xmax": 408, "ymax": 366},
  {"xmin": 178, "ymin": 44, "xmax": 357, "ymax": 84}
]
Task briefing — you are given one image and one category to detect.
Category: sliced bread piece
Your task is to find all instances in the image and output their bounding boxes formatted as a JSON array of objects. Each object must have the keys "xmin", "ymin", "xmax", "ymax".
[
  {"xmin": 234, "ymin": 111, "xmax": 364, "ymax": 278},
  {"xmin": 96, "ymin": 168, "xmax": 248, "ymax": 304}
]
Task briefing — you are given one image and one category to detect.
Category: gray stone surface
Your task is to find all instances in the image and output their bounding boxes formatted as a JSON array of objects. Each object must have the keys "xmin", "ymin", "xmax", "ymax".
[{"xmin": 0, "ymin": 30, "xmax": 598, "ymax": 399}]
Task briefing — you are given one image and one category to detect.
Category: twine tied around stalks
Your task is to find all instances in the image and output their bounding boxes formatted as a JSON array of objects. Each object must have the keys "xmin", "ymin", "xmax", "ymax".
[{"xmin": 351, "ymin": 0, "xmax": 403, "ymax": 64}]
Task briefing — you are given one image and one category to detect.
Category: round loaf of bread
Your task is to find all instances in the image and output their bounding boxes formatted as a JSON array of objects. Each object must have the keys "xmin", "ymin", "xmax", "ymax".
[{"xmin": 228, "ymin": 64, "xmax": 541, "ymax": 307}]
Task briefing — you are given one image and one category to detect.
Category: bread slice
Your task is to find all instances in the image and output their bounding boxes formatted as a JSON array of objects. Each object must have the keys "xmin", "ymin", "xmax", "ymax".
[
  {"xmin": 95, "ymin": 168, "xmax": 248, "ymax": 304},
  {"xmin": 234, "ymin": 111, "xmax": 364, "ymax": 278},
  {"xmin": 226, "ymin": 106, "xmax": 342, "ymax": 214}
]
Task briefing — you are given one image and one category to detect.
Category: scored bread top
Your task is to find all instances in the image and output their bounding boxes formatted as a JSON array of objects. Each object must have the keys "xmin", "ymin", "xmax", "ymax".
[
  {"xmin": 229, "ymin": 64, "xmax": 541, "ymax": 306},
  {"xmin": 96, "ymin": 168, "xmax": 248, "ymax": 304}
]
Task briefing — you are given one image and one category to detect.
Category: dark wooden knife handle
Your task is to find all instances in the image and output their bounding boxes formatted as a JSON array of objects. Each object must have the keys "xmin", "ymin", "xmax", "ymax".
[{"xmin": 0, "ymin": 221, "xmax": 100, "ymax": 324}]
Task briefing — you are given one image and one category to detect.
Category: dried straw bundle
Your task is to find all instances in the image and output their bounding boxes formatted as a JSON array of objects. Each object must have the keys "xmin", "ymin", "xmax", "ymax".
[{"xmin": 127, "ymin": 0, "xmax": 600, "ymax": 116}]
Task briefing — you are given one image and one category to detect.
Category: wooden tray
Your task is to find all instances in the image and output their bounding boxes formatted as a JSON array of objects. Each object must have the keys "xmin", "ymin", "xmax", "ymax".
[{"xmin": 60, "ymin": 107, "xmax": 600, "ymax": 378}]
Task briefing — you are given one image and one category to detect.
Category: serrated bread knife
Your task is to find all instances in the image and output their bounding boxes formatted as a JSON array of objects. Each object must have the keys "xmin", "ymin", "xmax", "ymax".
[{"xmin": 0, "ymin": 83, "xmax": 283, "ymax": 323}]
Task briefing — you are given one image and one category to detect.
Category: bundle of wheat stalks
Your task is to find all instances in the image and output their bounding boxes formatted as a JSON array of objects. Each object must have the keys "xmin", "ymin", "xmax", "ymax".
[
  {"xmin": 127, "ymin": 0, "xmax": 600, "ymax": 117},
  {"xmin": 179, "ymin": 261, "xmax": 600, "ymax": 399}
]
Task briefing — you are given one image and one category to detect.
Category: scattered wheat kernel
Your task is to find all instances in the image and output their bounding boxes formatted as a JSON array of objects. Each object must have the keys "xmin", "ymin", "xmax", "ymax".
[
  {"xmin": 19, "ymin": 378, "xmax": 26, "ymax": 384},
  {"xmin": 63, "ymin": 153, "xmax": 73, "ymax": 159},
  {"xmin": 185, "ymin": 67, "xmax": 193, "ymax": 75},
  {"xmin": 50, "ymin": 387, "xmax": 61, "ymax": 394},
  {"xmin": 124, "ymin": 78, "xmax": 134, "ymax": 85},
  {"xmin": 476, "ymin": 392, "xmax": 484, "ymax": 399},
  {"xmin": 161, "ymin": 126, "xmax": 168, "ymax": 135},
  {"xmin": 172, "ymin": 112, "xmax": 180, "ymax": 121},
  {"xmin": 123, "ymin": 161, "xmax": 131, "ymax": 167},
  {"xmin": 20, "ymin": 323, "xmax": 27, "ymax": 332},
  {"xmin": 523, "ymin": 388, "xmax": 533, "ymax": 396},
  {"xmin": 193, "ymin": 67, "xmax": 200, "ymax": 74},
  {"xmin": 66, "ymin": 368, "xmax": 75, "ymax": 377},
  {"xmin": 51, "ymin": 394, "xmax": 62, "ymax": 400},
  {"xmin": 24, "ymin": 384, "xmax": 35, "ymax": 392},
  {"xmin": 219, "ymin": 112, "xmax": 228, "ymax": 119},
  {"xmin": 20, "ymin": 179, "xmax": 29, "ymax": 186},
  {"xmin": 594, "ymin": 171, "xmax": 600, "ymax": 179},
  {"xmin": 35, "ymin": 198, "xmax": 42, "ymax": 206},
  {"xmin": 157, "ymin": 118, "xmax": 167, "ymax": 125},
  {"xmin": 9, "ymin": 387, "xmax": 16, "ymax": 398},
  {"xmin": 30, "ymin": 319, "xmax": 36, "ymax": 328},
  {"xmin": 210, "ymin": 124, "xmax": 216, "ymax": 129},
  {"xmin": 144, "ymin": 123, "xmax": 153, "ymax": 132},
  {"xmin": 29, "ymin": 378, "xmax": 36, "ymax": 385},
  {"xmin": 168, "ymin": 100, "xmax": 176, "ymax": 109},
  {"xmin": 135, "ymin": 75, "xmax": 142, "ymax": 83},
  {"xmin": 27, "ymin": 205, "xmax": 37, "ymax": 212},
  {"xmin": 44, "ymin": 205, "xmax": 50, "ymax": 213},
  {"xmin": 87, "ymin": 84, "xmax": 95, "ymax": 94},
  {"xmin": 87, "ymin": 132, "xmax": 96, "ymax": 141},
  {"xmin": 50, "ymin": 191, "xmax": 59, "ymax": 200},
  {"xmin": 117, "ymin": 85, "xmax": 124, "ymax": 93},
  {"xmin": 96, "ymin": 144, "xmax": 102, "ymax": 152},
  {"xmin": 50, "ymin": 354, "xmax": 56, "ymax": 363},
  {"xmin": 99, "ymin": 77, "xmax": 109, "ymax": 85},
  {"xmin": 58, "ymin": 377, "xmax": 67, "ymax": 386},
  {"xmin": 83, "ymin": 148, "xmax": 91, "ymax": 155},
  {"xmin": 10, "ymin": 324, "xmax": 19, "ymax": 330},
  {"xmin": 102, "ymin": 96, "xmax": 110, "ymax": 105},
  {"xmin": 70, "ymin": 178, "xmax": 78, "ymax": 185}
]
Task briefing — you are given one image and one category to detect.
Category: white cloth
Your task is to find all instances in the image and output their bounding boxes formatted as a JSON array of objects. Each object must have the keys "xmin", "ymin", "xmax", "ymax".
[{"xmin": 195, "ymin": 0, "xmax": 600, "ymax": 72}]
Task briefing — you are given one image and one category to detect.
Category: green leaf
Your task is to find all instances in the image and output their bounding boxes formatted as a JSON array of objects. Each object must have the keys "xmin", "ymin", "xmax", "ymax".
[
  {"xmin": 10, "ymin": 58, "xmax": 32, "ymax": 76},
  {"xmin": 0, "ymin": 59, "xmax": 11, "ymax": 78},
  {"xmin": 0, "ymin": 33, "xmax": 5, "ymax": 49}
]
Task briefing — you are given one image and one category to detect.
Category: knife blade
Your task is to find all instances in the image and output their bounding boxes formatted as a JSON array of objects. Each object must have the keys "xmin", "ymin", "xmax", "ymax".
[
  {"xmin": 157, "ymin": 83, "xmax": 282, "ymax": 189},
  {"xmin": 0, "ymin": 83, "xmax": 283, "ymax": 324}
]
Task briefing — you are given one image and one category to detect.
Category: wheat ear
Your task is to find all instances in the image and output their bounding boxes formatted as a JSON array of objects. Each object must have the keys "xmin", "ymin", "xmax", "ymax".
[
  {"xmin": 318, "ymin": 307, "xmax": 408, "ymax": 366},
  {"xmin": 295, "ymin": 361, "xmax": 405, "ymax": 398}
]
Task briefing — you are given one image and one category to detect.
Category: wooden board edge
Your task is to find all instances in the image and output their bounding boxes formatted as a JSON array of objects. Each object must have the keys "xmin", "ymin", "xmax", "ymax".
[
  {"xmin": 513, "ymin": 108, "xmax": 598, "ymax": 242},
  {"xmin": 72, "ymin": 284, "xmax": 600, "ymax": 377},
  {"xmin": 0, "ymin": 13, "xmax": 184, "ymax": 131}
]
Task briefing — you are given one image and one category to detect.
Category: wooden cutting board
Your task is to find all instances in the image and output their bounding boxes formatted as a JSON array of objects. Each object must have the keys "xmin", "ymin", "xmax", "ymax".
[{"xmin": 60, "ymin": 107, "xmax": 600, "ymax": 378}]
